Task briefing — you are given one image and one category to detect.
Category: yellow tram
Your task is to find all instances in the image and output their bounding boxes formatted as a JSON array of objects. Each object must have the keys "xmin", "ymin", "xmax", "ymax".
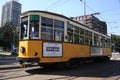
[{"xmin": 18, "ymin": 10, "xmax": 111, "ymax": 68}]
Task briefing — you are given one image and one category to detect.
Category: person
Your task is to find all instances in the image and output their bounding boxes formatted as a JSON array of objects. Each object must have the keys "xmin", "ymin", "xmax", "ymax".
[{"xmin": 30, "ymin": 26, "xmax": 39, "ymax": 39}]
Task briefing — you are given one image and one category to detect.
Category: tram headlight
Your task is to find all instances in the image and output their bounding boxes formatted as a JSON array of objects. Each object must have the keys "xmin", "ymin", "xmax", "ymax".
[
  {"xmin": 33, "ymin": 52, "xmax": 38, "ymax": 56},
  {"xmin": 20, "ymin": 47, "xmax": 25, "ymax": 53}
]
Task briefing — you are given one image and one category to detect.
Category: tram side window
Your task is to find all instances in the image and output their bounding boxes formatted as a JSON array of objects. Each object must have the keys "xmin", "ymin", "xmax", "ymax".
[
  {"xmin": 54, "ymin": 20, "xmax": 64, "ymax": 41},
  {"xmin": 21, "ymin": 17, "xmax": 28, "ymax": 40},
  {"xmin": 101, "ymin": 37, "xmax": 105, "ymax": 47},
  {"xmin": 94, "ymin": 34, "xmax": 98, "ymax": 46},
  {"xmin": 74, "ymin": 26, "xmax": 79, "ymax": 43},
  {"xmin": 79, "ymin": 28, "xmax": 84, "ymax": 44},
  {"xmin": 67, "ymin": 23, "xmax": 73, "ymax": 43},
  {"xmin": 88, "ymin": 31, "xmax": 92, "ymax": 45},
  {"xmin": 41, "ymin": 17, "xmax": 53, "ymax": 40},
  {"xmin": 94, "ymin": 34, "xmax": 101, "ymax": 47},
  {"xmin": 84, "ymin": 30, "xmax": 89, "ymax": 45},
  {"xmin": 104, "ymin": 38, "xmax": 108, "ymax": 47},
  {"xmin": 107, "ymin": 39, "xmax": 111, "ymax": 47}
]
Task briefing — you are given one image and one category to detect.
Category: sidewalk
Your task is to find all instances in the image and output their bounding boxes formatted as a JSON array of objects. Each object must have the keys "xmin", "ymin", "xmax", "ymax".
[{"xmin": 0, "ymin": 53, "xmax": 21, "ymax": 70}]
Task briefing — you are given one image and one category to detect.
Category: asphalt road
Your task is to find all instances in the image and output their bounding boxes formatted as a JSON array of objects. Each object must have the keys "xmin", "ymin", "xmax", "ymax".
[{"xmin": 0, "ymin": 59, "xmax": 120, "ymax": 80}]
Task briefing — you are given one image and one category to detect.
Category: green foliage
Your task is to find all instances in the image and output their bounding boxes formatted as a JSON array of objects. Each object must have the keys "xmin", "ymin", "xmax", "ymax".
[
  {"xmin": 111, "ymin": 34, "xmax": 120, "ymax": 53},
  {"xmin": 0, "ymin": 22, "xmax": 19, "ymax": 51}
]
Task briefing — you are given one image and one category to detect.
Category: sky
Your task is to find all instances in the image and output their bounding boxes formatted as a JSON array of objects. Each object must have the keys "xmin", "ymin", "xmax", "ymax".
[{"xmin": 0, "ymin": 0, "xmax": 120, "ymax": 35}]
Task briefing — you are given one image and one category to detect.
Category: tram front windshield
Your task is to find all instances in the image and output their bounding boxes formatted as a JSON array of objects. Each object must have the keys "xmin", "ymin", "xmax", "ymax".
[{"xmin": 20, "ymin": 15, "xmax": 39, "ymax": 40}]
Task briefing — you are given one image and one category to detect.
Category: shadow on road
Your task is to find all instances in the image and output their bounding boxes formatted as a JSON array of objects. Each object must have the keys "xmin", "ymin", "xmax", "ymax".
[{"xmin": 26, "ymin": 60, "xmax": 120, "ymax": 79}]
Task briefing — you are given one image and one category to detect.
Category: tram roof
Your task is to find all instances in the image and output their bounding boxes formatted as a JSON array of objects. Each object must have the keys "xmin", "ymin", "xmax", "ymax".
[
  {"xmin": 21, "ymin": 10, "xmax": 110, "ymax": 38},
  {"xmin": 21, "ymin": 10, "xmax": 93, "ymax": 28}
]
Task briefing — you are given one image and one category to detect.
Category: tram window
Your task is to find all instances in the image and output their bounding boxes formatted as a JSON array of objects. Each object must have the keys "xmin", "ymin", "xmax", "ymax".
[
  {"xmin": 85, "ymin": 30, "xmax": 88, "ymax": 37},
  {"xmin": 108, "ymin": 39, "xmax": 111, "ymax": 47},
  {"xmin": 55, "ymin": 30, "xmax": 64, "ymax": 41},
  {"xmin": 94, "ymin": 34, "xmax": 97, "ymax": 46},
  {"xmin": 101, "ymin": 37, "xmax": 105, "ymax": 47},
  {"xmin": 80, "ymin": 36, "xmax": 84, "ymax": 44},
  {"xmin": 21, "ymin": 22, "xmax": 28, "ymax": 39},
  {"xmin": 54, "ymin": 20, "xmax": 64, "ymax": 41},
  {"xmin": 94, "ymin": 34, "xmax": 101, "ymax": 46},
  {"xmin": 88, "ymin": 31, "xmax": 92, "ymax": 45},
  {"xmin": 41, "ymin": 17, "xmax": 53, "ymax": 27},
  {"xmin": 74, "ymin": 26, "xmax": 79, "ymax": 43},
  {"xmin": 74, "ymin": 27, "xmax": 79, "ymax": 34},
  {"xmin": 74, "ymin": 34, "xmax": 79, "ymax": 43},
  {"xmin": 88, "ymin": 31, "xmax": 92, "ymax": 38},
  {"xmin": 67, "ymin": 32, "xmax": 73, "ymax": 43},
  {"xmin": 80, "ymin": 28, "xmax": 84, "ymax": 36},
  {"xmin": 67, "ymin": 23, "xmax": 74, "ymax": 43},
  {"xmin": 41, "ymin": 17, "xmax": 53, "ymax": 40},
  {"xmin": 29, "ymin": 15, "xmax": 39, "ymax": 39},
  {"xmin": 89, "ymin": 38, "xmax": 92, "ymax": 45},
  {"xmin": 41, "ymin": 27, "xmax": 53, "ymax": 40},
  {"xmin": 54, "ymin": 20, "xmax": 64, "ymax": 29},
  {"xmin": 29, "ymin": 22, "xmax": 39, "ymax": 39},
  {"xmin": 67, "ymin": 23, "xmax": 73, "ymax": 33},
  {"xmin": 85, "ymin": 37, "xmax": 89, "ymax": 44},
  {"xmin": 104, "ymin": 38, "xmax": 108, "ymax": 47},
  {"xmin": 21, "ymin": 16, "xmax": 28, "ymax": 40}
]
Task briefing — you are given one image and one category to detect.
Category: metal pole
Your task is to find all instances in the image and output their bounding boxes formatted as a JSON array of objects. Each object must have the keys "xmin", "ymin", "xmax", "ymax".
[
  {"xmin": 84, "ymin": 0, "xmax": 86, "ymax": 16},
  {"xmin": 80, "ymin": 0, "xmax": 86, "ymax": 15}
]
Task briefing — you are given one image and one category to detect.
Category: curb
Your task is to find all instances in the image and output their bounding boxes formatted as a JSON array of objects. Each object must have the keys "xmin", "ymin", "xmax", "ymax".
[
  {"xmin": 0, "ymin": 65, "xmax": 21, "ymax": 70},
  {"xmin": 0, "ymin": 64, "xmax": 38, "ymax": 70},
  {"xmin": 0, "ymin": 57, "xmax": 16, "ymax": 60}
]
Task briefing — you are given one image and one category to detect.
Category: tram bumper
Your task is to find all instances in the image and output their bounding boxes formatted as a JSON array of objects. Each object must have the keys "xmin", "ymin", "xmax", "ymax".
[{"xmin": 17, "ymin": 57, "xmax": 40, "ymax": 65}]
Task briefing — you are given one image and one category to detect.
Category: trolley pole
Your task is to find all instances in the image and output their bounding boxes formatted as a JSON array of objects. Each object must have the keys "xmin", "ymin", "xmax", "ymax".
[
  {"xmin": 84, "ymin": 0, "xmax": 86, "ymax": 16},
  {"xmin": 80, "ymin": 0, "xmax": 86, "ymax": 16}
]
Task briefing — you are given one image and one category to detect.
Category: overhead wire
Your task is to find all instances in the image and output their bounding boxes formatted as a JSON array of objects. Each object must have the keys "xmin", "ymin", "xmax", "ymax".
[
  {"xmin": 99, "ymin": 7, "xmax": 120, "ymax": 13},
  {"xmin": 46, "ymin": 0, "xmax": 120, "ymax": 25},
  {"xmin": 80, "ymin": 0, "xmax": 106, "ymax": 21},
  {"xmin": 45, "ymin": 0, "xmax": 63, "ymax": 10},
  {"xmin": 48, "ymin": 0, "xmax": 72, "ymax": 10},
  {"xmin": 80, "ymin": 0, "xmax": 120, "ymax": 24},
  {"xmin": 45, "ymin": 0, "xmax": 70, "ymax": 11},
  {"xmin": 79, "ymin": 0, "xmax": 120, "ymax": 34}
]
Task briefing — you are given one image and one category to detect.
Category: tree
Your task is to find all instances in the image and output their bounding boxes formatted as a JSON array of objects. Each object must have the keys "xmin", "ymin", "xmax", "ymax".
[
  {"xmin": 0, "ymin": 27, "xmax": 4, "ymax": 47},
  {"xmin": 111, "ymin": 34, "xmax": 120, "ymax": 53},
  {"xmin": 1, "ymin": 22, "xmax": 18, "ymax": 51}
]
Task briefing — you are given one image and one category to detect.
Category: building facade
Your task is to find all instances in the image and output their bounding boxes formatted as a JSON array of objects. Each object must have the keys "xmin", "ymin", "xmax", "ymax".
[
  {"xmin": 1, "ymin": 0, "xmax": 21, "ymax": 27},
  {"xmin": 72, "ymin": 15, "xmax": 107, "ymax": 34}
]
